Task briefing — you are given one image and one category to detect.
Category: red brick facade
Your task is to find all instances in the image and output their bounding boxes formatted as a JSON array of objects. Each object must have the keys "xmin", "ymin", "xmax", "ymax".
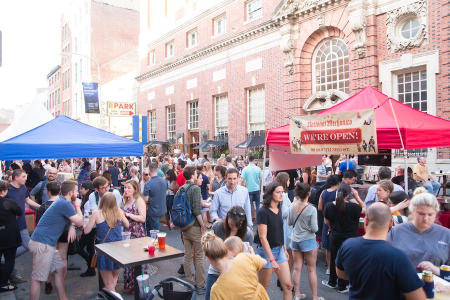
[{"xmin": 137, "ymin": 0, "xmax": 449, "ymax": 159}]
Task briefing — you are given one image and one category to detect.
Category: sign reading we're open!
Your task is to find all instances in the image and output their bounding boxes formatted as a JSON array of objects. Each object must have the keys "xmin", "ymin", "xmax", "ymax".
[
  {"xmin": 107, "ymin": 101, "xmax": 136, "ymax": 117},
  {"xmin": 289, "ymin": 109, "xmax": 377, "ymax": 155}
]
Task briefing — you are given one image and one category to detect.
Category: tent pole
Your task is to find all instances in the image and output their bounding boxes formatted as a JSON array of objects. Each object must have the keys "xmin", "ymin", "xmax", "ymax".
[
  {"xmin": 346, "ymin": 154, "xmax": 349, "ymax": 170},
  {"xmin": 261, "ymin": 144, "xmax": 268, "ymax": 201},
  {"xmin": 70, "ymin": 159, "xmax": 73, "ymax": 179},
  {"xmin": 388, "ymin": 98, "xmax": 408, "ymax": 193},
  {"xmin": 101, "ymin": 157, "xmax": 104, "ymax": 174}
]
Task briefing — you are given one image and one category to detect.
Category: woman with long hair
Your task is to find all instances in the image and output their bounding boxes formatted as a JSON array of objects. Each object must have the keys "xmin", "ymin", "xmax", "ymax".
[
  {"xmin": 376, "ymin": 180, "xmax": 410, "ymax": 215},
  {"xmin": 289, "ymin": 183, "xmax": 323, "ymax": 300},
  {"xmin": 129, "ymin": 168, "xmax": 140, "ymax": 184},
  {"xmin": 0, "ymin": 180, "xmax": 22, "ymax": 292},
  {"xmin": 274, "ymin": 172, "xmax": 293, "ymax": 289},
  {"xmin": 202, "ymin": 232, "xmax": 269, "ymax": 300},
  {"xmin": 322, "ymin": 184, "xmax": 365, "ymax": 293},
  {"xmin": 255, "ymin": 182, "xmax": 292, "ymax": 300},
  {"xmin": 205, "ymin": 206, "xmax": 254, "ymax": 299},
  {"xmin": 78, "ymin": 181, "xmax": 97, "ymax": 277},
  {"xmin": 103, "ymin": 171, "xmax": 112, "ymax": 188},
  {"xmin": 203, "ymin": 162, "xmax": 215, "ymax": 185},
  {"xmin": 165, "ymin": 169, "xmax": 177, "ymax": 226},
  {"xmin": 33, "ymin": 160, "xmax": 45, "ymax": 181},
  {"xmin": 209, "ymin": 165, "xmax": 226, "ymax": 197},
  {"xmin": 300, "ymin": 167, "xmax": 312, "ymax": 185},
  {"xmin": 318, "ymin": 175, "xmax": 341, "ymax": 275},
  {"xmin": 84, "ymin": 193, "xmax": 129, "ymax": 292},
  {"xmin": 121, "ymin": 180, "xmax": 147, "ymax": 294}
]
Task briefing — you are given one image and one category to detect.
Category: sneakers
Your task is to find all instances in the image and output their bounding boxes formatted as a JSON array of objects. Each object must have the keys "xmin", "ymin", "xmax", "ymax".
[
  {"xmin": 326, "ymin": 269, "xmax": 330, "ymax": 275},
  {"xmin": 80, "ymin": 268, "xmax": 96, "ymax": 277},
  {"xmin": 338, "ymin": 287, "xmax": 349, "ymax": 293},
  {"xmin": 177, "ymin": 264, "xmax": 185, "ymax": 275},
  {"xmin": 321, "ymin": 280, "xmax": 336, "ymax": 289},
  {"xmin": 45, "ymin": 282, "xmax": 53, "ymax": 294},
  {"xmin": 10, "ymin": 274, "xmax": 27, "ymax": 283},
  {"xmin": 196, "ymin": 286, "xmax": 206, "ymax": 295}
]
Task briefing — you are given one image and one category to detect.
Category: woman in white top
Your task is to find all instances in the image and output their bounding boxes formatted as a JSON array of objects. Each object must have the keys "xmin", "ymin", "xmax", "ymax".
[
  {"xmin": 129, "ymin": 168, "xmax": 140, "ymax": 184},
  {"xmin": 140, "ymin": 168, "xmax": 150, "ymax": 194}
]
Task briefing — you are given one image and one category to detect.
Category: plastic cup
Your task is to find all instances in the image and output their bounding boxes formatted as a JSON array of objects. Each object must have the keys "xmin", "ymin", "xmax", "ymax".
[
  {"xmin": 157, "ymin": 232, "xmax": 166, "ymax": 249},
  {"xmin": 136, "ymin": 274, "xmax": 150, "ymax": 300},
  {"xmin": 147, "ymin": 241, "xmax": 156, "ymax": 255},
  {"xmin": 150, "ymin": 230, "xmax": 159, "ymax": 240},
  {"xmin": 122, "ymin": 232, "xmax": 131, "ymax": 247},
  {"xmin": 243, "ymin": 242, "xmax": 250, "ymax": 253}
]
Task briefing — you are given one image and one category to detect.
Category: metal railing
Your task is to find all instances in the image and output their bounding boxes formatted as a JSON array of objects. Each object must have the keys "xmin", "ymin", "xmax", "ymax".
[{"xmin": 393, "ymin": 148, "xmax": 428, "ymax": 158}]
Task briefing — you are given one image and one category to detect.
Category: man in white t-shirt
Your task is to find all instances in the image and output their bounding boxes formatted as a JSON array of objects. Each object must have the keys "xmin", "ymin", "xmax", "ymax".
[{"xmin": 89, "ymin": 176, "xmax": 122, "ymax": 211}]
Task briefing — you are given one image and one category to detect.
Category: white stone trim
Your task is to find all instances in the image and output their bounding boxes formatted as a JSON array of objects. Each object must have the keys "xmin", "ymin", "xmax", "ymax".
[
  {"xmin": 213, "ymin": 69, "xmax": 227, "ymax": 82},
  {"xmin": 385, "ymin": 0, "xmax": 428, "ymax": 53},
  {"xmin": 147, "ymin": 91, "xmax": 155, "ymax": 101},
  {"xmin": 379, "ymin": 50, "xmax": 439, "ymax": 116},
  {"xmin": 139, "ymin": 30, "xmax": 281, "ymax": 92},
  {"xmin": 186, "ymin": 78, "xmax": 198, "ymax": 90},
  {"xmin": 165, "ymin": 85, "xmax": 174, "ymax": 95},
  {"xmin": 246, "ymin": 58, "xmax": 263, "ymax": 73}
]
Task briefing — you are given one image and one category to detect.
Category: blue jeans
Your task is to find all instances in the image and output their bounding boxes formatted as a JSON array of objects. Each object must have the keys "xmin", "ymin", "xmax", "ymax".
[
  {"xmin": 146, "ymin": 215, "xmax": 161, "ymax": 235},
  {"xmin": 288, "ymin": 189, "xmax": 295, "ymax": 202},
  {"xmin": 249, "ymin": 190, "xmax": 261, "ymax": 213},
  {"xmin": 205, "ymin": 273, "xmax": 219, "ymax": 300},
  {"xmin": 418, "ymin": 181, "xmax": 440, "ymax": 195}
]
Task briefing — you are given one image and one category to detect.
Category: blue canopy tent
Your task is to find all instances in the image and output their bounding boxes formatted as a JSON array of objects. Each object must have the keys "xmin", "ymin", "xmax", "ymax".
[{"xmin": 0, "ymin": 115, "xmax": 143, "ymax": 160}]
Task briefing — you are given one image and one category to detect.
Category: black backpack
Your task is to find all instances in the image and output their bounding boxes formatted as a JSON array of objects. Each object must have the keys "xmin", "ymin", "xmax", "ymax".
[{"xmin": 94, "ymin": 188, "xmax": 115, "ymax": 205}]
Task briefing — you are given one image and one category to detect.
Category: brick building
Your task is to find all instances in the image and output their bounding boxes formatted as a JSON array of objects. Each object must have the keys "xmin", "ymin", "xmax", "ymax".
[
  {"xmin": 137, "ymin": 0, "xmax": 448, "ymax": 167},
  {"xmin": 46, "ymin": 65, "xmax": 61, "ymax": 116},
  {"xmin": 48, "ymin": 0, "xmax": 140, "ymax": 131}
]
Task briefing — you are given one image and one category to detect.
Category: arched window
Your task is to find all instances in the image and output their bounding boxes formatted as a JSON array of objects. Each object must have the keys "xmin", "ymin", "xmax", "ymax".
[{"xmin": 313, "ymin": 38, "xmax": 350, "ymax": 94}]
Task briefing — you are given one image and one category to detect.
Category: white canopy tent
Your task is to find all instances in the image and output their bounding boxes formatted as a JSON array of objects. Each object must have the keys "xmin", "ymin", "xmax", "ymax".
[
  {"xmin": 0, "ymin": 98, "xmax": 52, "ymax": 177},
  {"xmin": 0, "ymin": 98, "xmax": 53, "ymax": 142}
]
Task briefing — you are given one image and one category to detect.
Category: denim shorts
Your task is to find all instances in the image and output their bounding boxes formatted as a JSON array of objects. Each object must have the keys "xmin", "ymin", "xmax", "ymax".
[
  {"xmin": 290, "ymin": 238, "xmax": 318, "ymax": 252},
  {"xmin": 256, "ymin": 245, "xmax": 288, "ymax": 269}
]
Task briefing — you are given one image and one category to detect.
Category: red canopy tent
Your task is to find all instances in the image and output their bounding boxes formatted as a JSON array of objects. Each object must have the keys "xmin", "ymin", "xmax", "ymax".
[{"xmin": 265, "ymin": 86, "xmax": 450, "ymax": 149}]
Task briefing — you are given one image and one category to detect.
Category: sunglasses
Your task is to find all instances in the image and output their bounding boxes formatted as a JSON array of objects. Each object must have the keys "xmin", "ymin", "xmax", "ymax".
[
  {"xmin": 229, "ymin": 211, "xmax": 245, "ymax": 217},
  {"xmin": 144, "ymin": 173, "xmax": 149, "ymax": 176}
]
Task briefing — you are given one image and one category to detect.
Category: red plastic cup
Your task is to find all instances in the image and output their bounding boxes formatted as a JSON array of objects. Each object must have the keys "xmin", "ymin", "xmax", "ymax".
[{"xmin": 148, "ymin": 244, "xmax": 155, "ymax": 255}]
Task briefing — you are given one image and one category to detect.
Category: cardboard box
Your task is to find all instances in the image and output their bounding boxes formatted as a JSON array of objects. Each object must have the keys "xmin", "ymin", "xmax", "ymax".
[{"xmin": 26, "ymin": 213, "xmax": 35, "ymax": 235}]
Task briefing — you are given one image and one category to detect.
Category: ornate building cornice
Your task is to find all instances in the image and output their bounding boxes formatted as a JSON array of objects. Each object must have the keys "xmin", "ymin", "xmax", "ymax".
[
  {"xmin": 136, "ymin": 20, "xmax": 278, "ymax": 83},
  {"xmin": 272, "ymin": 0, "xmax": 344, "ymax": 22},
  {"xmin": 386, "ymin": 0, "xmax": 428, "ymax": 53}
]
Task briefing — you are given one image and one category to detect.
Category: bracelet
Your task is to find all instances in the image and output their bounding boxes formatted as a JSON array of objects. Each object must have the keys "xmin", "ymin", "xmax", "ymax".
[
  {"xmin": 75, "ymin": 205, "xmax": 81, "ymax": 208},
  {"xmin": 270, "ymin": 259, "xmax": 276, "ymax": 263}
]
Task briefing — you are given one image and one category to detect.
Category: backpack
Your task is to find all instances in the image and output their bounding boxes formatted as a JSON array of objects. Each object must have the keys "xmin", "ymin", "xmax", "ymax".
[
  {"xmin": 171, "ymin": 184, "xmax": 195, "ymax": 231},
  {"xmin": 35, "ymin": 180, "xmax": 47, "ymax": 205},
  {"xmin": 94, "ymin": 188, "xmax": 114, "ymax": 205}
]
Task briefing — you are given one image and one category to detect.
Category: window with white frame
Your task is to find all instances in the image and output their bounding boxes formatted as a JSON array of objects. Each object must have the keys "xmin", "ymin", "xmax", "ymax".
[
  {"xmin": 397, "ymin": 69, "xmax": 427, "ymax": 112},
  {"xmin": 149, "ymin": 110, "xmax": 156, "ymax": 141},
  {"xmin": 246, "ymin": 0, "xmax": 262, "ymax": 21},
  {"xmin": 247, "ymin": 87, "xmax": 265, "ymax": 135},
  {"xmin": 187, "ymin": 29, "xmax": 198, "ymax": 48},
  {"xmin": 314, "ymin": 38, "xmax": 350, "ymax": 94},
  {"xmin": 167, "ymin": 106, "xmax": 176, "ymax": 140},
  {"xmin": 401, "ymin": 18, "xmax": 420, "ymax": 40},
  {"xmin": 148, "ymin": 50, "xmax": 155, "ymax": 66},
  {"xmin": 188, "ymin": 101, "xmax": 199, "ymax": 130},
  {"xmin": 215, "ymin": 95, "xmax": 228, "ymax": 135},
  {"xmin": 213, "ymin": 15, "xmax": 226, "ymax": 36},
  {"xmin": 74, "ymin": 63, "xmax": 78, "ymax": 83},
  {"xmin": 166, "ymin": 41, "xmax": 174, "ymax": 58}
]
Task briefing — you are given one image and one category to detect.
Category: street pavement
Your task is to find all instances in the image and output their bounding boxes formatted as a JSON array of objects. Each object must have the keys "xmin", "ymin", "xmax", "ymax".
[{"xmin": 9, "ymin": 225, "xmax": 348, "ymax": 300}]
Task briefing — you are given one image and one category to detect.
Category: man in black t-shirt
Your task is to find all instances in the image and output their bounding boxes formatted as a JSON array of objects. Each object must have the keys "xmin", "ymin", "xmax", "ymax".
[{"xmin": 336, "ymin": 203, "xmax": 425, "ymax": 300}]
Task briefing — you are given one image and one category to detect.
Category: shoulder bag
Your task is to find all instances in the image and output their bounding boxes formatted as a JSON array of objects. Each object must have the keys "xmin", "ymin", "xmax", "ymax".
[
  {"xmin": 292, "ymin": 204, "xmax": 310, "ymax": 228},
  {"xmin": 90, "ymin": 227, "xmax": 111, "ymax": 269}
]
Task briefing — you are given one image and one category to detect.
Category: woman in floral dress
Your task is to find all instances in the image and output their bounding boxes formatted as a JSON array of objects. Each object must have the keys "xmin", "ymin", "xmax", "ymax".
[{"xmin": 122, "ymin": 180, "xmax": 147, "ymax": 294}]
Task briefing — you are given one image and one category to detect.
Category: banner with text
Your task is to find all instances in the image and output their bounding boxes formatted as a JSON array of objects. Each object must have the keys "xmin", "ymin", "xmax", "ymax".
[
  {"xmin": 107, "ymin": 102, "xmax": 136, "ymax": 117},
  {"xmin": 82, "ymin": 82, "xmax": 100, "ymax": 113},
  {"xmin": 289, "ymin": 109, "xmax": 377, "ymax": 155}
]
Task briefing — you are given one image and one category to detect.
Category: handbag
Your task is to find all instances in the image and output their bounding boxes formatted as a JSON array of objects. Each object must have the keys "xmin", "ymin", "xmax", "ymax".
[
  {"xmin": 67, "ymin": 236, "xmax": 81, "ymax": 256},
  {"xmin": 90, "ymin": 228, "xmax": 112, "ymax": 269}
]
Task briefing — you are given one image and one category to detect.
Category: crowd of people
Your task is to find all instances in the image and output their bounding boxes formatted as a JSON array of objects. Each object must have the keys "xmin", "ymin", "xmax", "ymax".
[{"xmin": 0, "ymin": 151, "xmax": 449, "ymax": 300}]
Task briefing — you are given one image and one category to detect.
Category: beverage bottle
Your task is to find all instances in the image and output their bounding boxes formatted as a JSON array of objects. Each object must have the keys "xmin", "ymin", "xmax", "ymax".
[{"xmin": 422, "ymin": 270, "xmax": 434, "ymax": 298}]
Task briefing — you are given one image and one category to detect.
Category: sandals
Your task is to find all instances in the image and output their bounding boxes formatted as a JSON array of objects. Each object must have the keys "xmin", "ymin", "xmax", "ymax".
[
  {"xmin": 0, "ymin": 285, "xmax": 18, "ymax": 293},
  {"xmin": 294, "ymin": 295, "xmax": 306, "ymax": 300}
]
